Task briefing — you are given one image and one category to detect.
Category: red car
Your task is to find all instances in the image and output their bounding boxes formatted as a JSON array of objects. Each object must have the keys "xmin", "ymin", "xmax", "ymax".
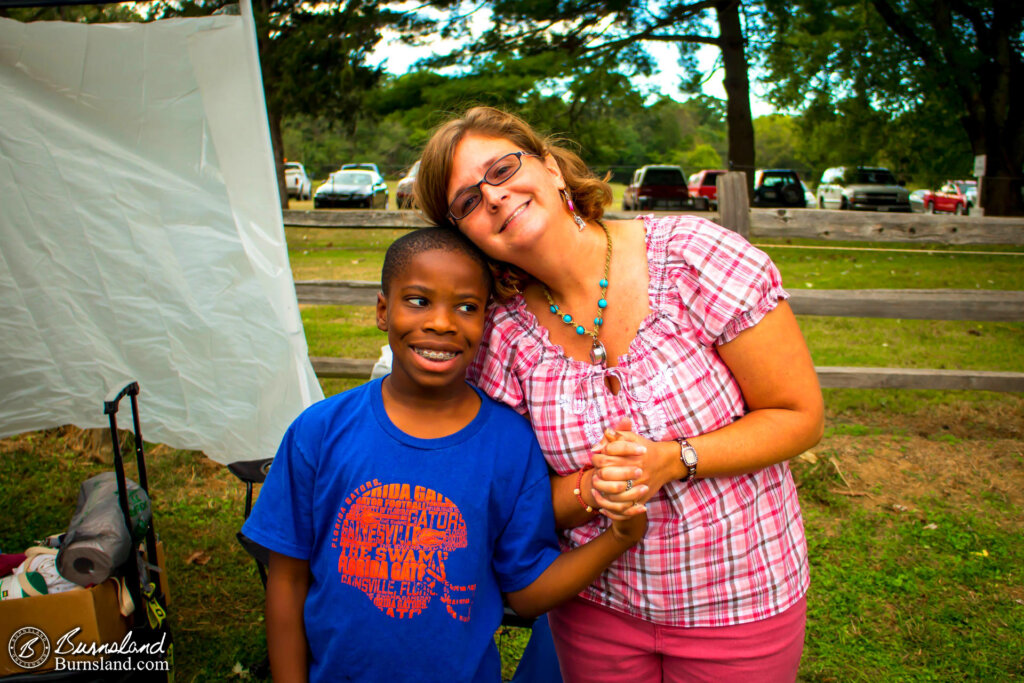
[
  {"xmin": 687, "ymin": 169, "xmax": 726, "ymax": 211},
  {"xmin": 921, "ymin": 181, "xmax": 971, "ymax": 214}
]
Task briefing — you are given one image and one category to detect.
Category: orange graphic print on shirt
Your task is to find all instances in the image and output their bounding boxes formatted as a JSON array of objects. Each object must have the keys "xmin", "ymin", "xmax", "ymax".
[{"xmin": 333, "ymin": 480, "xmax": 475, "ymax": 621}]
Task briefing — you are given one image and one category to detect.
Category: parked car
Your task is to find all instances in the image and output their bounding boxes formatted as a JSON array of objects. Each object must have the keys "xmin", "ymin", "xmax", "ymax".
[
  {"xmin": 341, "ymin": 162, "xmax": 382, "ymax": 176},
  {"xmin": 752, "ymin": 169, "xmax": 808, "ymax": 208},
  {"xmin": 622, "ymin": 165, "xmax": 691, "ymax": 210},
  {"xmin": 314, "ymin": 169, "xmax": 388, "ymax": 209},
  {"xmin": 284, "ymin": 162, "xmax": 311, "ymax": 200},
  {"xmin": 816, "ymin": 166, "xmax": 912, "ymax": 212},
  {"xmin": 921, "ymin": 181, "xmax": 971, "ymax": 214},
  {"xmin": 909, "ymin": 189, "xmax": 928, "ymax": 213},
  {"xmin": 801, "ymin": 181, "xmax": 816, "ymax": 208},
  {"xmin": 687, "ymin": 169, "xmax": 726, "ymax": 211},
  {"xmin": 396, "ymin": 160, "xmax": 419, "ymax": 209}
]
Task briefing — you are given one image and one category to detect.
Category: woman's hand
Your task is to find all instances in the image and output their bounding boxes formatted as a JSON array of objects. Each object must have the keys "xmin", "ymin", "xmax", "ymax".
[{"xmin": 590, "ymin": 418, "xmax": 681, "ymax": 516}]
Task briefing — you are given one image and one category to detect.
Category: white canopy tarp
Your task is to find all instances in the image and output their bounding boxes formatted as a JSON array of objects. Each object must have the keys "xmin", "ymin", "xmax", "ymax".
[{"xmin": 0, "ymin": 6, "xmax": 323, "ymax": 464}]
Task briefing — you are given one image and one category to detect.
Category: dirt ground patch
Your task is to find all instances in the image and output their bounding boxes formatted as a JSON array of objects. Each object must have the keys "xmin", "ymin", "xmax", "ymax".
[{"xmin": 798, "ymin": 397, "xmax": 1024, "ymax": 526}]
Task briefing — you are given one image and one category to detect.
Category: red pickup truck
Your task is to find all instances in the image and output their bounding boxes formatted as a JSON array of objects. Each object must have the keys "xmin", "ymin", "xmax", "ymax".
[
  {"xmin": 687, "ymin": 169, "xmax": 726, "ymax": 211},
  {"xmin": 921, "ymin": 181, "xmax": 972, "ymax": 214}
]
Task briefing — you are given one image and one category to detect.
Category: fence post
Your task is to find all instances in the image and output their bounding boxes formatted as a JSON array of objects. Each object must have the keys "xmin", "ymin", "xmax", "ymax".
[{"xmin": 716, "ymin": 171, "xmax": 750, "ymax": 238}]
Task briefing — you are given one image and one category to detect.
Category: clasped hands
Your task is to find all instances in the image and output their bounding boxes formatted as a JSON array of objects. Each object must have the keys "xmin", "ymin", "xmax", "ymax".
[{"xmin": 590, "ymin": 418, "xmax": 671, "ymax": 521}]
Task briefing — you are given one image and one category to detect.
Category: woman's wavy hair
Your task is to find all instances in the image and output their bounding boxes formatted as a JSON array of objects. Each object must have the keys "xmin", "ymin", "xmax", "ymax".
[{"xmin": 413, "ymin": 106, "xmax": 612, "ymax": 299}]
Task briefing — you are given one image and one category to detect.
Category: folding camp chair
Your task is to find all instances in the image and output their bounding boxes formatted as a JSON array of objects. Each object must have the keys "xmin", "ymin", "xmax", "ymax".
[{"xmin": 227, "ymin": 458, "xmax": 274, "ymax": 590}]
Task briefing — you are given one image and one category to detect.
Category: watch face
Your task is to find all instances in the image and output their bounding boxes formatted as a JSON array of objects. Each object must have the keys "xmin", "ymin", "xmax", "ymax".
[{"xmin": 681, "ymin": 446, "xmax": 698, "ymax": 466}]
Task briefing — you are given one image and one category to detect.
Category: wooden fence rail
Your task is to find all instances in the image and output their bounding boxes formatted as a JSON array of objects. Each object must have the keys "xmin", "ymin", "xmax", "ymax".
[
  {"xmin": 285, "ymin": 209, "xmax": 1024, "ymax": 393},
  {"xmin": 295, "ymin": 281, "xmax": 1024, "ymax": 323},
  {"xmin": 308, "ymin": 358, "xmax": 1024, "ymax": 393},
  {"xmin": 283, "ymin": 208, "xmax": 1024, "ymax": 245}
]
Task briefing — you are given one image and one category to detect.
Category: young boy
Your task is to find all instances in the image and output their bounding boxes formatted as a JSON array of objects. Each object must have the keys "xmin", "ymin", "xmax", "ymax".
[{"xmin": 242, "ymin": 228, "xmax": 646, "ymax": 683}]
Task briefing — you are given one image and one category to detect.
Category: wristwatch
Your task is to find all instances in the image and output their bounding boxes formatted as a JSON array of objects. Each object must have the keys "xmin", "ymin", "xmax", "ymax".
[{"xmin": 678, "ymin": 438, "xmax": 698, "ymax": 482}]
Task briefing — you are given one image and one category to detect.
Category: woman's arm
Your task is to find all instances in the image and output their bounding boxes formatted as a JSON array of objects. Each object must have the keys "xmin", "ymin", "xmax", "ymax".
[
  {"xmin": 266, "ymin": 551, "xmax": 310, "ymax": 683},
  {"xmin": 592, "ymin": 301, "xmax": 824, "ymax": 504}
]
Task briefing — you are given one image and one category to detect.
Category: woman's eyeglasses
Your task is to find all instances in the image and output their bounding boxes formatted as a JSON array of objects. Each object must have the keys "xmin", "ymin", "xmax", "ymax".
[{"xmin": 448, "ymin": 151, "xmax": 540, "ymax": 221}]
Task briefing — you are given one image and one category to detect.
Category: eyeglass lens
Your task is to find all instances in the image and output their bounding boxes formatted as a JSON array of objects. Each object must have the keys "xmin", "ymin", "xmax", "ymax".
[{"xmin": 450, "ymin": 152, "xmax": 525, "ymax": 219}]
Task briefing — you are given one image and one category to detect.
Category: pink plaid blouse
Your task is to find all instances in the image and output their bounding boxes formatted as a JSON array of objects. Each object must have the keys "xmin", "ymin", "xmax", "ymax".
[{"xmin": 468, "ymin": 214, "xmax": 809, "ymax": 627}]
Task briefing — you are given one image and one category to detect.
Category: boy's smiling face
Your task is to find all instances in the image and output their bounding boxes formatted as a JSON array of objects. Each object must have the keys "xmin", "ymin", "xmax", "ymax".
[{"xmin": 376, "ymin": 247, "xmax": 490, "ymax": 397}]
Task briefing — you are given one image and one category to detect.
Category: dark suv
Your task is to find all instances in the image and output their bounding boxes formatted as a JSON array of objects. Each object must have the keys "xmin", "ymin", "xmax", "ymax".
[
  {"xmin": 752, "ymin": 169, "xmax": 808, "ymax": 208},
  {"xmin": 622, "ymin": 165, "xmax": 691, "ymax": 210}
]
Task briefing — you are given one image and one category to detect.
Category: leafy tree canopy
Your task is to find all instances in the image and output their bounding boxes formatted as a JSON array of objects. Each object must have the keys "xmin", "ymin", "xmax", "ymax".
[{"xmin": 760, "ymin": 0, "xmax": 1024, "ymax": 213}]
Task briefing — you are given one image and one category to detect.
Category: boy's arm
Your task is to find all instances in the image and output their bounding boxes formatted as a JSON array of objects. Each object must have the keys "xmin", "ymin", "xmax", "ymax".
[
  {"xmin": 504, "ymin": 512, "xmax": 646, "ymax": 619},
  {"xmin": 266, "ymin": 551, "xmax": 311, "ymax": 683}
]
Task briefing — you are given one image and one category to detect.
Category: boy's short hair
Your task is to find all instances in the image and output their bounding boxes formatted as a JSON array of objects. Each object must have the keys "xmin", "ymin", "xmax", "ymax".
[{"xmin": 381, "ymin": 227, "xmax": 493, "ymax": 295}]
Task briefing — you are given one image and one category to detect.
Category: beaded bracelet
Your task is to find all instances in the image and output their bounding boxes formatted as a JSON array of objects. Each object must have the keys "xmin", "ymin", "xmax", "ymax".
[{"xmin": 573, "ymin": 466, "xmax": 598, "ymax": 513}]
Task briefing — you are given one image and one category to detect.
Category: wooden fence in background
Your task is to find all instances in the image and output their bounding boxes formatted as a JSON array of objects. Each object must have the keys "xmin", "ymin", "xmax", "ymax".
[
  {"xmin": 285, "ymin": 208, "xmax": 1024, "ymax": 393},
  {"xmin": 283, "ymin": 207, "xmax": 1024, "ymax": 246}
]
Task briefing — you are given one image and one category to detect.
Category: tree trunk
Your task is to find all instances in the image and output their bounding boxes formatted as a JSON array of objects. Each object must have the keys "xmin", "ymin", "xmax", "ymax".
[
  {"xmin": 981, "ymin": 148, "xmax": 1024, "ymax": 217},
  {"xmin": 716, "ymin": 0, "xmax": 755, "ymax": 204},
  {"xmin": 962, "ymin": 4, "xmax": 1023, "ymax": 216},
  {"xmin": 978, "ymin": 18, "xmax": 1024, "ymax": 217},
  {"xmin": 254, "ymin": 0, "xmax": 289, "ymax": 210},
  {"xmin": 267, "ymin": 102, "xmax": 289, "ymax": 210},
  {"xmin": 870, "ymin": 0, "xmax": 1023, "ymax": 216}
]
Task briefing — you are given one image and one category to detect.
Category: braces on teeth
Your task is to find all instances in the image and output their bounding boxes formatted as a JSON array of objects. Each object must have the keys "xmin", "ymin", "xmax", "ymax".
[{"xmin": 416, "ymin": 349, "xmax": 457, "ymax": 360}]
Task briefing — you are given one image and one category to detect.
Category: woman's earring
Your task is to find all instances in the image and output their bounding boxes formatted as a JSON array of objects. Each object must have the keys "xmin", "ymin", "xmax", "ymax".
[{"xmin": 562, "ymin": 189, "xmax": 587, "ymax": 231}]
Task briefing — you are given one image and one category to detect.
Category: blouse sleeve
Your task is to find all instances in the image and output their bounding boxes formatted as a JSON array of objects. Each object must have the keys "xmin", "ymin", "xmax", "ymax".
[
  {"xmin": 467, "ymin": 304, "xmax": 528, "ymax": 414},
  {"xmin": 662, "ymin": 216, "xmax": 789, "ymax": 346}
]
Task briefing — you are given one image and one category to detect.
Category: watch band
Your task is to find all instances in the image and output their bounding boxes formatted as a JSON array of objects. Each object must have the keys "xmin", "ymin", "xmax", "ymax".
[{"xmin": 679, "ymin": 438, "xmax": 698, "ymax": 482}]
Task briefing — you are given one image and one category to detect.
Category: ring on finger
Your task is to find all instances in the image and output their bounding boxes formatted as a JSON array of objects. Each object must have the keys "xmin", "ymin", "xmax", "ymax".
[{"xmin": 625, "ymin": 479, "xmax": 634, "ymax": 490}]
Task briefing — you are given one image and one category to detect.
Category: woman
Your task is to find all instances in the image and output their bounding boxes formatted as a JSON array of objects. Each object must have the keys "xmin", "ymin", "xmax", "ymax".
[{"xmin": 414, "ymin": 107, "xmax": 824, "ymax": 682}]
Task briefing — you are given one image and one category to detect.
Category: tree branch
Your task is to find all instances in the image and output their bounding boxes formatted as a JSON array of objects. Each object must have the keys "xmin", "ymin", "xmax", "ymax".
[
  {"xmin": 869, "ymin": 0, "xmax": 943, "ymax": 70},
  {"xmin": 946, "ymin": 0, "xmax": 991, "ymax": 44},
  {"xmin": 586, "ymin": 32, "xmax": 720, "ymax": 54}
]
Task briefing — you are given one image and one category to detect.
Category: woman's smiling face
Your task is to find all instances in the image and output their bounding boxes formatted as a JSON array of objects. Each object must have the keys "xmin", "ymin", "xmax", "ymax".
[{"xmin": 448, "ymin": 133, "xmax": 566, "ymax": 263}]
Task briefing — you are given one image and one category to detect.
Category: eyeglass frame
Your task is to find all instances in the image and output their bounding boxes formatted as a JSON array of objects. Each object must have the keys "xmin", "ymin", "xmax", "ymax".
[{"xmin": 447, "ymin": 150, "xmax": 542, "ymax": 222}]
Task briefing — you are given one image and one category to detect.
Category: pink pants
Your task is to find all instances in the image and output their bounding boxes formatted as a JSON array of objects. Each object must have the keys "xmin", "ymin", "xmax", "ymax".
[{"xmin": 547, "ymin": 595, "xmax": 806, "ymax": 683}]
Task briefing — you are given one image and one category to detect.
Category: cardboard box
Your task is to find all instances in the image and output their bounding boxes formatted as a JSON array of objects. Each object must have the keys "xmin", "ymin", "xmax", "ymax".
[{"xmin": 0, "ymin": 579, "xmax": 128, "ymax": 677}]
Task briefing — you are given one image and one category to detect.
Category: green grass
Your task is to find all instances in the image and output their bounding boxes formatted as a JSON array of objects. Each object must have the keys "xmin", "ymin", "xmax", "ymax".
[
  {"xmin": 288, "ymin": 228, "xmax": 409, "ymax": 281},
  {"xmin": 4, "ymin": 409, "xmax": 1022, "ymax": 681},
  {"xmin": 799, "ymin": 318, "xmax": 1023, "ymax": 372},
  {"xmin": 301, "ymin": 305, "xmax": 385, "ymax": 358},
  {"xmin": 4, "ymin": 226, "xmax": 1022, "ymax": 681},
  {"xmin": 757, "ymin": 240, "xmax": 1024, "ymax": 290},
  {"xmin": 286, "ymin": 228, "xmax": 1024, "ymax": 290},
  {"xmin": 799, "ymin": 504, "xmax": 1023, "ymax": 680},
  {"xmin": 289, "ymin": 228, "xmax": 1024, "ymax": 381}
]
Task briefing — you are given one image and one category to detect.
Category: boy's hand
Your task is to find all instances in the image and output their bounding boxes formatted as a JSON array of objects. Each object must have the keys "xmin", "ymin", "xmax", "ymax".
[
  {"xmin": 609, "ymin": 507, "xmax": 648, "ymax": 546},
  {"xmin": 591, "ymin": 419, "xmax": 650, "ymax": 516}
]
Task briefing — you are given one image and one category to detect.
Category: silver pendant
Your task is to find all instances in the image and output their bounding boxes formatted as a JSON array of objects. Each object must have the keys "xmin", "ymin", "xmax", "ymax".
[{"xmin": 590, "ymin": 340, "xmax": 607, "ymax": 365}]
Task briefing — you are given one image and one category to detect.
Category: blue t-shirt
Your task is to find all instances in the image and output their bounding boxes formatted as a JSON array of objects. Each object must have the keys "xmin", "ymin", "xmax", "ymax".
[{"xmin": 242, "ymin": 378, "xmax": 561, "ymax": 682}]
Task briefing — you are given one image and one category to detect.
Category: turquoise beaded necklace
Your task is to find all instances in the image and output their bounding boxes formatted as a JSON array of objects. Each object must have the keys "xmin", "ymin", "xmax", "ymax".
[{"xmin": 543, "ymin": 220, "xmax": 611, "ymax": 365}]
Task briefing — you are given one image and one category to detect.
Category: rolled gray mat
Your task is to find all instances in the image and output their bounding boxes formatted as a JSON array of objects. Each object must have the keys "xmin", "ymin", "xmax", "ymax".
[{"xmin": 57, "ymin": 472, "xmax": 151, "ymax": 586}]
